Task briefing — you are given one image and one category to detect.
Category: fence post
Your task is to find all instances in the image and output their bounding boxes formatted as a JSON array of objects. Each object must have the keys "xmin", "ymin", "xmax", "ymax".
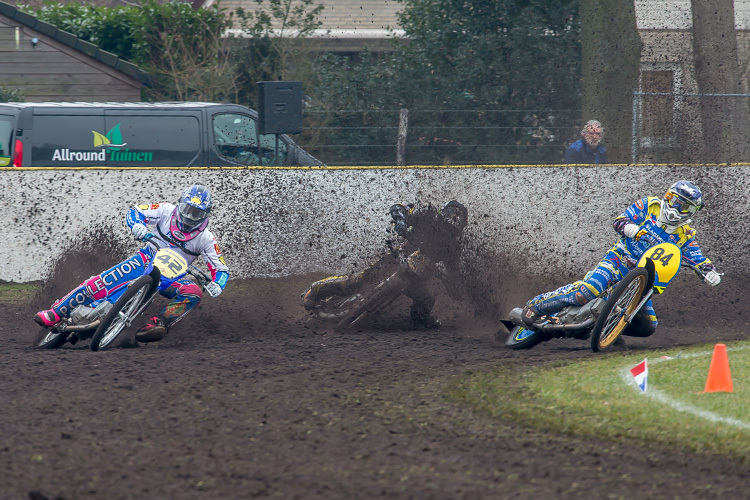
[
  {"xmin": 631, "ymin": 92, "xmax": 639, "ymax": 164},
  {"xmin": 396, "ymin": 108, "xmax": 409, "ymax": 165}
]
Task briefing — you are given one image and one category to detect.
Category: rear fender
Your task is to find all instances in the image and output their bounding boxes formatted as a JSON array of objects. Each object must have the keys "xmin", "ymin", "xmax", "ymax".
[
  {"xmin": 499, "ymin": 319, "xmax": 516, "ymax": 331},
  {"xmin": 642, "ymin": 257, "xmax": 656, "ymax": 293},
  {"xmin": 149, "ymin": 266, "xmax": 164, "ymax": 295}
]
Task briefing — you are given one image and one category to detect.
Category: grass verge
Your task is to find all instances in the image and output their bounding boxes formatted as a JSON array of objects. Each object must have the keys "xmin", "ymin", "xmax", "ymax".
[
  {"xmin": 0, "ymin": 282, "xmax": 40, "ymax": 303},
  {"xmin": 447, "ymin": 341, "xmax": 750, "ymax": 463}
]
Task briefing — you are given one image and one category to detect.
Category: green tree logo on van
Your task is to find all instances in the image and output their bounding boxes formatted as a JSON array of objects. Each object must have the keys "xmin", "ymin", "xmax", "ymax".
[
  {"xmin": 51, "ymin": 122, "xmax": 154, "ymax": 163},
  {"xmin": 85, "ymin": 122, "xmax": 153, "ymax": 162},
  {"xmin": 92, "ymin": 123, "xmax": 127, "ymax": 149}
]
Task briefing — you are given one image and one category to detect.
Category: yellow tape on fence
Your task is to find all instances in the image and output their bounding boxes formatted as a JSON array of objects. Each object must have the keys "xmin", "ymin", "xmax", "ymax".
[{"xmin": 1, "ymin": 163, "xmax": 749, "ymax": 171}]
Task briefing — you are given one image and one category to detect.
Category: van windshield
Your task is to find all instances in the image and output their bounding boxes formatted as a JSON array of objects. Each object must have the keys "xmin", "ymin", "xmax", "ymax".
[
  {"xmin": 0, "ymin": 115, "xmax": 13, "ymax": 166},
  {"xmin": 213, "ymin": 113, "xmax": 287, "ymax": 166}
]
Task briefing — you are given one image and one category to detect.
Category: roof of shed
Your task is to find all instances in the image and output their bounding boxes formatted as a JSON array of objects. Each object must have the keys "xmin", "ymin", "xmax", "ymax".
[
  {"xmin": 0, "ymin": 1, "xmax": 151, "ymax": 85},
  {"xmin": 220, "ymin": 0, "xmax": 403, "ymax": 32}
]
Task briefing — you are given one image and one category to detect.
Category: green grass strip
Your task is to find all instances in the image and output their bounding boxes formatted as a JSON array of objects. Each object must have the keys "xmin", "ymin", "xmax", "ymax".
[
  {"xmin": 0, "ymin": 282, "xmax": 39, "ymax": 303},
  {"xmin": 448, "ymin": 341, "xmax": 750, "ymax": 462}
]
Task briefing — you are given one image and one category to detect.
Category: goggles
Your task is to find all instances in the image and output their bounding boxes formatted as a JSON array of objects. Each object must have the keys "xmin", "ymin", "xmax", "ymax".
[
  {"xmin": 178, "ymin": 200, "xmax": 207, "ymax": 222},
  {"xmin": 665, "ymin": 191, "xmax": 700, "ymax": 216}
]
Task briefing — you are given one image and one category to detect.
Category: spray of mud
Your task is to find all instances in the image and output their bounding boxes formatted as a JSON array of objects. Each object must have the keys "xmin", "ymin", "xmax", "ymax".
[
  {"xmin": 22, "ymin": 211, "xmax": 747, "ymax": 350},
  {"xmin": 24, "ymin": 224, "xmax": 132, "ymax": 320}
]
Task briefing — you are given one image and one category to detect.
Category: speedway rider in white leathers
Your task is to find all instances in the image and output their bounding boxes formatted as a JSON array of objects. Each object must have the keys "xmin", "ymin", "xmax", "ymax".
[{"xmin": 35, "ymin": 185, "xmax": 229, "ymax": 343}]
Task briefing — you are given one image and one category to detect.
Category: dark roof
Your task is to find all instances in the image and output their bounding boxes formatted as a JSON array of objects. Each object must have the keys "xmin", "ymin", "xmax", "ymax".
[
  {"xmin": 221, "ymin": 0, "xmax": 403, "ymax": 32},
  {"xmin": 0, "ymin": 101, "xmax": 226, "ymax": 109},
  {"xmin": 0, "ymin": 1, "xmax": 151, "ymax": 85}
]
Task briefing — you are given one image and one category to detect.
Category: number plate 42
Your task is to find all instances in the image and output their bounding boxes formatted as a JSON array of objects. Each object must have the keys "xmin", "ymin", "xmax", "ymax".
[
  {"xmin": 153, "ymin": 248, "xmax": 189, "ymax": 280},
  {"xmin": 637, "ymin": 242, "xmax": 682, "ymax": 293}
]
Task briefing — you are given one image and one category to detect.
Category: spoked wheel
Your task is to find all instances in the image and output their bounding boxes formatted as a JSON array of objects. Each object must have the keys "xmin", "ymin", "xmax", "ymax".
[
  {"xmin": 35, "ymin": 330, "xmax": 69, "ymax": 349},
  {"xmin": 590, "ymin": 268, "xmax": 650, "ymax": 352},
  {"xmin": 90, "ymin": 275, "xmax": 154, "ymax": 351},
  {"xmin": 334, "ymin": 272, "xmax": 408, "ymax": 332},
  {"xmin": 312, "ymin": 292, "xmax": 366, "ymax": 320}
]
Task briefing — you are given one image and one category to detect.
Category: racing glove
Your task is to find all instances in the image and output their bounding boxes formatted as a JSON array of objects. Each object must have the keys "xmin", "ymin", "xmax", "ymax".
[
  {"xmin": 205, "ymin": 281, "xmax": 223, "ymax": 297},
  {"xmin": 131, "ymin": 223, "xmax": 153, "ymax": 241},
  {"xmin": 623, "ymin": 224, "xmax": 656, "ymax": 244},
  {"xmin": 393, "ymin": 220, "xmax": 411, "ymax": 236},
  {"xmin": 390, "ymin": 204, "xmax": 411, "ymax": 237}
]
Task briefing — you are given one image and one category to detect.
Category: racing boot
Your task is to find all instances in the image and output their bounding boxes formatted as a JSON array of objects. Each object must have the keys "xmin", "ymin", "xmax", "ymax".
[
  {"xmin": 523, "ymin": 280, "xmax": 599, "ymax": 327},
  {"xmin": 34, "ymin": 309, "xmax": 61, "ymax": 328},
  {"xmin": 521, "ymin": 304, "xmax": 543, "ymax": 327},
  {"xmin": 135, "ymin": 316, "xmax": 168, "ymax": 343},
  {"xmin": 409, "ymin": 309, "xmax": 441, "ymax": 330}
]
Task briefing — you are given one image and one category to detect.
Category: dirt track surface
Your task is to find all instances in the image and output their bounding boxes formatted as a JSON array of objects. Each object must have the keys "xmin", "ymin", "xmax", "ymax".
[{"xmin": 3, "ymin": 268, "xmax": 750, "ymax": 499}]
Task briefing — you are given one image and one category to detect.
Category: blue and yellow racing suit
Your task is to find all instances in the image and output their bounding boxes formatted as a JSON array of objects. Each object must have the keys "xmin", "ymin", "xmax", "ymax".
[{"xmin": 527, "ymin": 196, "xmax": 715, "ymax": 336}]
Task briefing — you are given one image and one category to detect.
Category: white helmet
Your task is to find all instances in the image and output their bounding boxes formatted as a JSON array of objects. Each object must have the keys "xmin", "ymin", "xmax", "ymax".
[{"xmin": 659, "ymin": 180, "xmax": 703, "ymax": 227}]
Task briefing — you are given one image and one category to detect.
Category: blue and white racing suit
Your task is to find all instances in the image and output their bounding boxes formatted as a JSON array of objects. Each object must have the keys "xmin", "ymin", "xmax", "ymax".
[
  {"xmin": 49, "ymin": 202, "xmax": 229, "ymax": 329},
  {"xmin": 526, "ymin": 196, "xmax": 716, "ymax": 337}
]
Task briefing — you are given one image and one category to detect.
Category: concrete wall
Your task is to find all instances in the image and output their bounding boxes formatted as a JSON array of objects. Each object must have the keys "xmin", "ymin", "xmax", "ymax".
[{"xmin": 0, "ymin": 165, "xmax": 737, "ymax": 283}]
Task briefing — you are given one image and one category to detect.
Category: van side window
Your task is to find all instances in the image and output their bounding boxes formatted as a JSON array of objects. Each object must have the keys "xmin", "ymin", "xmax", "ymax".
[
  {"xmin": 105, "ymin": 115, "xmax": 201, "ymax": 167},
  {"xmin": 213, "ymin": 113, "xmax": 287, "ymax": 166},
  {"xmin": 32, "ymin": 114, "xmax": 106, "ymax": 166}
]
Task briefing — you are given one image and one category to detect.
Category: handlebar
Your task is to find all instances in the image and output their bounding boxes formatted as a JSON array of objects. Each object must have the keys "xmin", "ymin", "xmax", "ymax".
[
  {"xmin": 679, "ymin": 254, "xmax": 724, "ymax": 279},
  {"xmin": 188, "ymin": 264, "xmax": 211, "ymax": 285},
  {"xmin": 636, "ymin": 234, "xmax": 721, "ymax": 279}
]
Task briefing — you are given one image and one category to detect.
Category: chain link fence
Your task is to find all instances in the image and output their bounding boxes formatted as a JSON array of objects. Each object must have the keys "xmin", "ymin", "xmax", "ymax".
[
  {"xmin": 632, "ymin": 92, "xmax": 750, "ymax": 164},
  {"xmin": 296, "ymin": 94, "xmax": 750, "ymax": 166},
  {"xmin": 298, "ymin": 108, "xmax": 583, "ymax": 166}
]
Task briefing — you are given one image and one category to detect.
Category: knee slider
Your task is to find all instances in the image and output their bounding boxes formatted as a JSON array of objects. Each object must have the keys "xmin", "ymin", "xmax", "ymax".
[
  {"xmin": 572, "ymin": 281, "xmax": 598, "ymax": 305},
  {"xmin": 181, "ymin": 282, "xmax": 203, "ymax": 300}
]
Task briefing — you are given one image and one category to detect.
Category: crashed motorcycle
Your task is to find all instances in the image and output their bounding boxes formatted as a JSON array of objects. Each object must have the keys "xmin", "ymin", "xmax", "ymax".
[
  {"xmin": 302, "ymin": 249, "xmax": 432, "ymax": 332},
  {"xmin": 35, "ymin": 237, "xmax": 217, "ymax": 351},
  {"xmin": 501, "ymin": 242, "xmax": 701, "ymax": 352}
]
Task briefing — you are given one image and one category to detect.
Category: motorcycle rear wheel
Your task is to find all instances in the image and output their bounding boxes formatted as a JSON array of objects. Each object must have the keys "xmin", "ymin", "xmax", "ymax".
[
  {"xmin": 505, "ymin": 325, "xmax": 547, "ymax": 350},
  {"xmin": 35, "ymin": 330, "xmax": 69, "ymax": 349},
  {"xmin": 90, "ymin": 275, "xmax": 154, "ymax": 351},
  {"xmin": 590, "ymin": 268, "xmax": 650, "ymax": 352}
]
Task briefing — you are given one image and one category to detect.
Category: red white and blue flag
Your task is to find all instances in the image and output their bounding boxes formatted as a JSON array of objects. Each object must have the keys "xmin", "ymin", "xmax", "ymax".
[{"xmin": 630, "ymin": 358, "xmax": 648, "ymax": 392}]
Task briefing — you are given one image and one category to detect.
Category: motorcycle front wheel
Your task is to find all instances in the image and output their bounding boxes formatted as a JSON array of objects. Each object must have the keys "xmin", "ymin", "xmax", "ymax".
[
  {"xmin": 90, "ymin": 275, "xmax": 154, "ymax": 351},
  {"xmin": 590, "ymin": 268, "xmax": 650, "ymax": 352},
  {"xmin": 334, "ymin": 271, "xmax": 408, "ymax": 332}
]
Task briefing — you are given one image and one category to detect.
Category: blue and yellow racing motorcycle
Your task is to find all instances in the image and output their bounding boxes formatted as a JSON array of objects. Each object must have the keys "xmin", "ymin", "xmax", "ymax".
[{"xmin": 502, "ymin": 242, "xmax": 693, "ymax": 352}]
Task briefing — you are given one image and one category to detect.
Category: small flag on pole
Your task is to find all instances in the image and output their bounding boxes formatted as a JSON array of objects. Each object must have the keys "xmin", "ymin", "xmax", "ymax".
[{"xmin": 630, "ymin": 358, "xmax": 648, "ymax": 392}]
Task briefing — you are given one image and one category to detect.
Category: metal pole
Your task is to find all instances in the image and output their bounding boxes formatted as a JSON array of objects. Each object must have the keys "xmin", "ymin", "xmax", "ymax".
[
  {"xmin": 396, "ymin": 108, "xmax": 409, "ymax": 166},
  {"xmin": 631, "ymin": 91, "xmax": 639, "ymax": 164}
]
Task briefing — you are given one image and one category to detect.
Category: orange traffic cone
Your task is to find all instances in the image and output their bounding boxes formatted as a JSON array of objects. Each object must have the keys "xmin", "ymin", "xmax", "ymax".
[{"xmin": 703, "ymin": 343, "xmax": 733, "ymax": 393}]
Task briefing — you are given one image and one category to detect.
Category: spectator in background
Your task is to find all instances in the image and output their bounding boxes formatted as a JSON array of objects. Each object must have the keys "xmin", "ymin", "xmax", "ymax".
[{"xmin": 564, "ymin": 119, "xmax": 608, "ymax": 164}]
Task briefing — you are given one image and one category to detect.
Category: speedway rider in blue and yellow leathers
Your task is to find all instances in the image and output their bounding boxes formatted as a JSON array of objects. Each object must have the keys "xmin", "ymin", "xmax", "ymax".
[
  {"xmin": 34, "ymin": 185, "xmax": 229, "ymax": 343},
  {"xmin": 521, "ymin": 180, "xmax": 721, "ymax": 337}
]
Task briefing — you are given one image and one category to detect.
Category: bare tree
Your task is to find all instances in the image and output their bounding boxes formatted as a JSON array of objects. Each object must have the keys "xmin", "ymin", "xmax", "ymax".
[
  {"xmin": 143, "ymin": 17, "xmax": 239, "ymax": 102},
  {"xmin": 691, "ymin": 0, "xmax": 749, "ymax": 162},
  {"xmin": 580, "ymin": 0, "xmax": 642, "ymax": 163}
]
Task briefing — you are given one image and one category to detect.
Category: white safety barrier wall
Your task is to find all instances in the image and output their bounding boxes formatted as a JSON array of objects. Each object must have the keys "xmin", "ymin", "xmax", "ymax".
[{"xmin": 0, "ymin": 165, "xmax": 738, "ymax": 283}]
